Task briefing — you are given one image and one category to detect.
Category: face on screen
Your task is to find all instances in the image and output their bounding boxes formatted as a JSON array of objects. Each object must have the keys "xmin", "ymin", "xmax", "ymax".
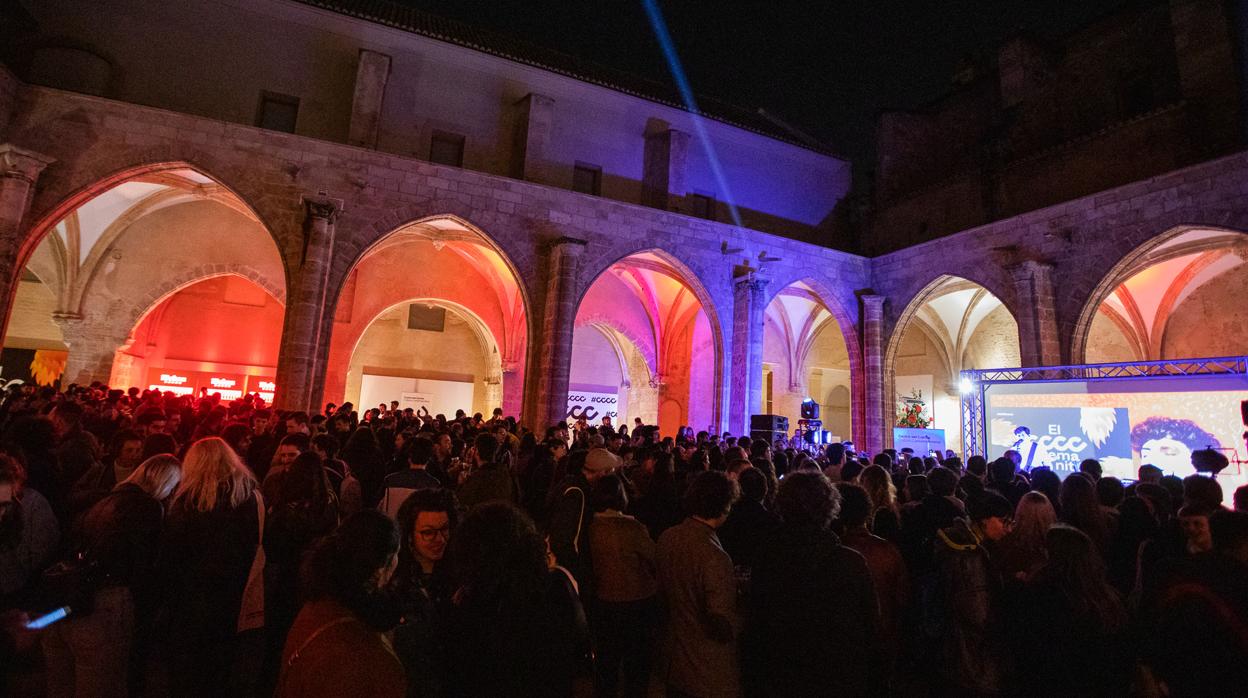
[{"xmin": 1139, "ymin": 436, "xmax": 1193, "ymax": 473}]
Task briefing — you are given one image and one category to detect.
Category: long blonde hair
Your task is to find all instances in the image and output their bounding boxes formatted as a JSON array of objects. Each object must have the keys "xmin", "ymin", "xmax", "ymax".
[
  {"xmin": 1012, "ymin": 490, "xmax": 1057, "ymax": 554},
  {"xmin": 860, "ymin": 465, "xmax": 899, "ymax": 514},
  {"xmin": 174, "ymin": 437, "xmax": 257, "ymax": 512},
  {"xmin": 121, "ymin": 454, "xmax": 182, "ymax": 501}
]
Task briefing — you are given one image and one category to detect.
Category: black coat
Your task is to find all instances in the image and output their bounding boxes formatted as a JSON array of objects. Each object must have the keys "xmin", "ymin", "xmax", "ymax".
[
  {"xmin": 744, "ymin": 526, "xmax": 881, "ymax": 697},
  {"xmin": 157, "ymin": 491, "xmax": 260, "ymax": 648}
]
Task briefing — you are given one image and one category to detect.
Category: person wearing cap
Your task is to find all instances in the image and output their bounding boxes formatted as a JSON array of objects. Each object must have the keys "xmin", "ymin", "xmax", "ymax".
[
  {"xmin": 932, "ymin": 491, "xmax": 1013, "ymax": 695},
  {"xmin": 548, "ymin": 447, "xmax": 620, "ymax": 595}
]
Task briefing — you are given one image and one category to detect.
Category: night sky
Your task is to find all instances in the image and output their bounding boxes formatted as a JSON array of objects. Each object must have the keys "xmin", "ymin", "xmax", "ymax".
[{"xmin": 396, "ymin": 0, "xmax": 1130, "ymax": 169}]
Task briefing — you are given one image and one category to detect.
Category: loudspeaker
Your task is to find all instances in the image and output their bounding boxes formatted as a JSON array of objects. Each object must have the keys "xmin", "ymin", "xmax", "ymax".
[
  {"xmin": 750, "ymin": 414, "xmax": 788, "ymax": 433},
  {"xmin": 750, "ymin": 430, "xmax": 784, "ymax": 444}
]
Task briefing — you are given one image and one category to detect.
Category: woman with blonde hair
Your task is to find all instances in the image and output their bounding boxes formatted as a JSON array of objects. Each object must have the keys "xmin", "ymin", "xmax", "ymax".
[
  {"xmin": 44, "ymin": 453, "xmax": 182, "ymax": 698},
  {"xmin": 998, "ymin": 490, "xmax": 1057, "ymax": 580},
  {"xmin": 158, "ymin": 437, "xmax": 265, "ymax": 697},
  {"xmin": 860, "ymin": 464, "xmax": 901, "ymax": 542}
]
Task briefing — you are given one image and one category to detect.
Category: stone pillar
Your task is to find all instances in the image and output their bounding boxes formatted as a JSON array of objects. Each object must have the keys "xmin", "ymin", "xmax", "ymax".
[
  {"xmin": 862, "ymin": 294, "xmax": 886, "ymax": 455},
  {"xmin": 54, "ymin": 314, "xmax": 129, "ymax": 387},
  {"xmin": 513, "ymin": 93, "xmax": 556, "ymax": 184},
  {"xmin": 529, "ymin": 236, "xmax": 585, "ymax": 429},
  {"xmin": 500, "ymin": 364, "xmax": 522, "ymax": 418},
  {"xmin": 728, "ymin": 270, "xmax": 767, "ymax": 434},
  {"xmin": 275, "ymin": 194, "xmax": 341, "ymax": 412},
  {"xmin": 1014, "ymin": 260, "xmax": 1062, "ymax": 367},
  {"xmin": 347, "ymin": 50, "xmax": 392, "ymax": 149},
  {"xmin": 0, "ymin": 145, "xmax": 54, "ymax": 343},
  {"xmin": 642, "ymin": 125, "xmax": 690, "ymax": 211}
]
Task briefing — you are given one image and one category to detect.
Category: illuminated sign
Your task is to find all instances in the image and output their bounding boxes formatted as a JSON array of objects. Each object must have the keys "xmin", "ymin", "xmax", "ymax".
[
  {"xmin": 247, "ymin": 376, "xmax": 277, "ymax": 403},
  {"xmin": 159, "ymin": 373, "xmax": 189, "ymax": 385}
]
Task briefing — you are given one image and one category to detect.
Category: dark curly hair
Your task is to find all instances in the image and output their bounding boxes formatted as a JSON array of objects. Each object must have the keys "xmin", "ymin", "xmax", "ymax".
[
  {"xmin": 777, "ymin": 471, "xmax": 840, "ymax": 530},
  {"xmin": 1130, "ymin": 416, "xmax": 1221, "ymax": 453},
  {"xmin": 396, "ymin": 487, "xmax": 460, "ymax": 566},
  {"xmin": 301, "ymin": 510, "xmax": 400, "ymax": 630},
  {"xmin": 448, "ymin": 502, "xmax": 548, "ymax": 611}
]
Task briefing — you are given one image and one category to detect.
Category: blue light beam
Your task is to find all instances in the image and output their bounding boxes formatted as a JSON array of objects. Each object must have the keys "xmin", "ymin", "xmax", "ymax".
[{"xmin": 641, "ymin": 0, "xmax": 743, "ymax": 228}]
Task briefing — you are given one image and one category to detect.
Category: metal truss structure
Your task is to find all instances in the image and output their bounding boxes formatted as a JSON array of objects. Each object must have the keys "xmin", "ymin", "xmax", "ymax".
[{"xmin": 959, "ymin": 356, "xmax": 1248, "ymax": 458}]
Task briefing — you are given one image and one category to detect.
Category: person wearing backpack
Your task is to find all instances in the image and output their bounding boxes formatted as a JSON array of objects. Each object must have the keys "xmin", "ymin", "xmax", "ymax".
[
  {"xmin": 314, "ymin": 433, "xmax": 362, "ymax": 519},
  {"xmin": 547, "ymin": 447, "xmax": 619, "ymax": 595}
]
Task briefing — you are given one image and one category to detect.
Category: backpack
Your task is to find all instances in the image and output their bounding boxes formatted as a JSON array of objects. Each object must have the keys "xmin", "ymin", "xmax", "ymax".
[{"xmin": 324, "ymin": 459, "xmax": 362, "ymax": 519}]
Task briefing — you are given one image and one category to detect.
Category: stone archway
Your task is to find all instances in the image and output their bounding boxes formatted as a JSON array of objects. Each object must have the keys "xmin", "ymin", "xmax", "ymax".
[
  {"xmin": 1072, "ymin": 226, "xmax": 1248, "ymax": 363},
  {"xmin": 3, "ymin": 164, "xmax": 286, "ymax": 389},
  {"xmin": 884, "ymin": 275, "xmax": 1020, "ymax": 452},
  {"xmin": 323, "ymin": 214, "xmax": 528, "ymax": 418}
]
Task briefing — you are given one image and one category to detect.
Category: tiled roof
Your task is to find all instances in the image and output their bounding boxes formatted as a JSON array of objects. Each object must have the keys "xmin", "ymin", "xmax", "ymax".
[{"xmin": 294, "ymin": 0, "xmax": 839, "ymax": 156}]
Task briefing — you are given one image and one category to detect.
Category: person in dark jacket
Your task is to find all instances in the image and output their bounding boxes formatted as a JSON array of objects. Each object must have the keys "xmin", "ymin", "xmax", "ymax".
[
  {"xmin": 441, "ymin": 502, "xmax": 591, "ymax": 697},
  {"xmin": 68, "ymin": 429, "xmax": 143, "ymax": 521},
  {"xmin": 745, "ymin": 472, "xmax": 881, "ymax": 697},
  {"xmin": 341, "ymin": 427, "xmax": 388, "ymax": 508},
  {"xmin": 379, "ymin": 436, "xmax": 440, "ymax": 518},
  {"xmin": 261, "ymin": 451, "xmax": 338, "ymax": 693},
  {"xmin": 716, "ymin": 467, "xmax": 781, "ymax": 574},
  {"xmin": 933, "ymin": 491, "xmax": 1013, "ymax": 695},
  {"xmin": 1009, "ymin": 525, "xmax": 1130, "ymax": 696},
  {"xmin": 42, "ymin": 454, "xmax": 180, "ymax": 698},
  {"xmin": 457, "ymin": 433, "xmax": 518, "ymax": 509},
  {"xmin": 157, "ymin": 437, "xmax": 263, "ymax": 697},
  {"xmin": 389, "ymin": 487, "xmax": 459, "ymax": 698},
  {"xmin": 547, "ymin": 447, "xmax": 619, "ymax": 592}
]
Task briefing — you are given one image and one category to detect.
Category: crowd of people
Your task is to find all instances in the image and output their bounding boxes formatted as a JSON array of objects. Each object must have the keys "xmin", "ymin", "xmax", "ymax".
[{"xmin": 2, "ymin": 381, "xmax": 1248, "ymax": 697}]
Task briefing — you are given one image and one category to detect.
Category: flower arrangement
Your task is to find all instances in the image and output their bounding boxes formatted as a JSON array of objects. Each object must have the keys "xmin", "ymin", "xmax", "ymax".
[{"xmin": 896, "ymin": 388, "xmax": 930, "ymax": 428}]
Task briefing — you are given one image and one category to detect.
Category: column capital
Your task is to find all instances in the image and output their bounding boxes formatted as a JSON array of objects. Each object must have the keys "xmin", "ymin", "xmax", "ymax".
[
  {"xmin": 0, "ymin": 145, "xmax": 55, "ymax": 184},
  {"xmin": 861, "ymin": 294, "xmax": 886, "ymax": 314},
  {"xmin": 547, "ymin": 236, "xmax": 587, "ymax": 256},
  {"xmin": 50, "ymin": 311, "xmax": 85, "ymax": 336},
  {"xmin": 733, "ymin": 269, "xmax": 768, "ymax": 293},
  {"xmin": 301, "ymin": 193, "xmax": 343, "ymax": 223}
]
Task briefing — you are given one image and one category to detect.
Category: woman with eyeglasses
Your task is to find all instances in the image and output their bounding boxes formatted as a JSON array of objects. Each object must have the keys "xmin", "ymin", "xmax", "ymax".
[{"xmin": 389, "ymin": 488, "xmax": 459, "ymax": 698}]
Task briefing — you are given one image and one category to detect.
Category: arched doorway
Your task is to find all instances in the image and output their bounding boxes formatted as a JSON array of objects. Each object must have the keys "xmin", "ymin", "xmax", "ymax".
[
  {"xmin": 761, "ymin": 281, "xmax": 853, "ymax": 443},
  {"xmin": 116, "ymin": 275, "xmax": 284, "ymax": 399},
  {"xmin": 1080, "ymin": 228, "xmax": 1248, "ymax": 362},
  {"xmin": 570, "ymin": 251, "xmax": 718, "ymax": 436},
  {"xmin": 887, "ymin": 276, "xmax": 1020, "ymax": 453},
  {"xmin": 325, "ymin": 216, "xmax": 527, "ymax": 418},
  {"xmin": 2, "ymin": 167, "xmax": 285, "ymax": 391}
]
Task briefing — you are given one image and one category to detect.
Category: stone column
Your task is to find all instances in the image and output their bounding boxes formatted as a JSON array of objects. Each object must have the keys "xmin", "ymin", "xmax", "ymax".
[
  {"xmin": 513, "ymin": 93, "xmax": 556, "ymax": 184},
  {"xmin": 347, "ymin": 50, "xmax": 392, "ymax": 149},
  {"xmin": 529, "ymin": 236, "xmax": 585, "ymax": 429},
  {"xmin": 728, "ymin": 270, "xmax": 767, "ymax": 434},
  {"xmin": 0, "ymin": 145, "xmax": 54, "ymax": 343},
  {"xmin": 642, "ymin": 125, "xmax": 690, "ymax": 211},
  {"xmin": 275, "ymin": 194, "xmax": 341, "ymax": 412},
  {"xmin": 1014, "ymin": 260, "xmax": 1062, "ymax": 367},
  {"xmin": 500, "ymin": 363, "xmax": 522, "ymax": 418},
  {"xmin": 54, "ymin": 314, "xmax": 130, "ymax": 387},
  {"xmin": 861, "ymin": 294, "xmax": 886, "ymax": 455}
]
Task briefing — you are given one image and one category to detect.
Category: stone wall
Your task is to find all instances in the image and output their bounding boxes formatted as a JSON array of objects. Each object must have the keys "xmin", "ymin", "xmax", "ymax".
[{"xmin": 0, "ymin": 82, "xmax": 869, "ymax": 432}]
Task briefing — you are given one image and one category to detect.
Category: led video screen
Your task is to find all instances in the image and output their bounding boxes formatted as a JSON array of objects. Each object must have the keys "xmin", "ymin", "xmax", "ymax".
[{"xmin": 984, "ymin": 374, "xmax": 1248, "ymax": 489}]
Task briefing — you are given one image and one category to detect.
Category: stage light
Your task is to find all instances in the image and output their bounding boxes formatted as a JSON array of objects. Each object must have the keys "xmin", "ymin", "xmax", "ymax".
[{"xmin": 959, "ymin": 378, "xmax": 974, "ymax": 395}]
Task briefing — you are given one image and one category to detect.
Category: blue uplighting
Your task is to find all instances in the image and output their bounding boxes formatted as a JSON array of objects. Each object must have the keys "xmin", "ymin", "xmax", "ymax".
[{"xmin": 641, "ymin": 0, "xmax": 744, "ymax": 228}]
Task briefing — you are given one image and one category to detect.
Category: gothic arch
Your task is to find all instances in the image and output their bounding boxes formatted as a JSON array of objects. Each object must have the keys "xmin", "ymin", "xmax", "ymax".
[
  {"xmin": 574, "ymin": 247, "xmax": 726, "ymax": 430},
  {"xmin": 1071, "ymin": 225, "xmax": 1248, "ymax": 363}
]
